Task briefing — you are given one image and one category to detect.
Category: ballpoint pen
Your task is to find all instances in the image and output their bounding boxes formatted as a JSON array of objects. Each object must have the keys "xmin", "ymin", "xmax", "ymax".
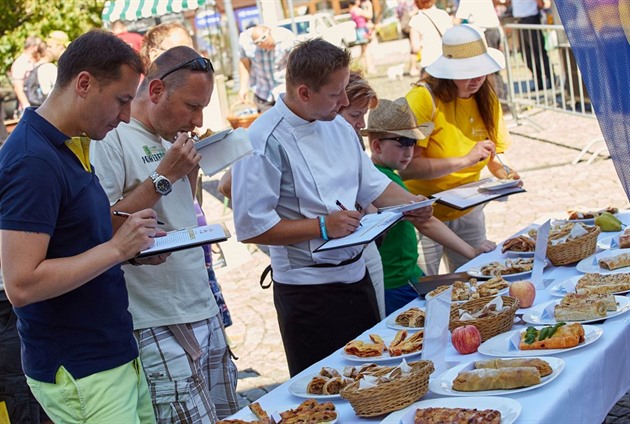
[
  {"xmin": 495, "ymin": 154, "xmax": 512, "ymax": 178},
  {"xmin": 336, "ymin": 200, "xmax": 362, "ymax": 226},
  {"xmin": 113, "ymin": 210, "xmax": 165, "ymax": 225}
]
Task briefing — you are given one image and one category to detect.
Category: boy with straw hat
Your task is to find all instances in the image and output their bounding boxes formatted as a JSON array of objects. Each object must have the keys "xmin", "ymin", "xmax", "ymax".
[{"xmin": 364, "ymin": 97, "xmax": 496, "ymax": 314}]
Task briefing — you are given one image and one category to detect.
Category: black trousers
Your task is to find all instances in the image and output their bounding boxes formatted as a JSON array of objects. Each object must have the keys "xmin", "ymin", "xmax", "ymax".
[
  {"xmin": 0, "ymin": 295, "xmax": 42, "ymax": 424},
  {"xmin": 517, "ymin": 14, "xmax": 552, "ymax": 89},
  {"xmin": 273, "ymin": 270, "xmax": 380, "ymax": 377}
]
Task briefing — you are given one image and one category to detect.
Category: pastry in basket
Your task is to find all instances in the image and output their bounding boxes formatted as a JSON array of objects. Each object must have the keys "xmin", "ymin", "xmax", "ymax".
[
  {"xmin": 560, "ymin": 293, "xmax": 618, "ymax": 310},
  {"xmin": 452, "ymin": 366, "xmax": 541, "ymax": 391},
  {"xmin": 519, "ymin": 322, "xmax": 585, "ymax": 350},
  {"xmin": 473, "ymin": 358, "xmax": 552, "ymax": 377},
  {"xmin": 502, "ymin": 234, "xmax": 536, "ymax": 253},
  {"xmin": 395, "ymin": 307, "xmax": 425, "ymax": 327},
  {"xmin": 414, "ymin": 407, "xmax": 501, "ymax": 424},
  {"xmin": 599, "ymin": 252, "xmax": 630, "ymax": 270}
]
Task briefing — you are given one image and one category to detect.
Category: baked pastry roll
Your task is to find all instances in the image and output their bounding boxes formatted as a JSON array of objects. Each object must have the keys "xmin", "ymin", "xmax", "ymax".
[
  {"xmin": 561, "ymin": 293, "xmax": 617, "ymax": 311},
  {"xmin": 599, "ymin": 252, "xmax": 630, "ymax": 270},
  {"xmin": 306, "ymin": 376, "xmax": 328, "ymax": 395},
  {"xmin": 319, "ymin": 367, "xmax": 340, "ymax": 379},
  {"xmin": 414, "ymin": 407, "xmax": 501, "ymax": 424},
  {"xmin": 321, "ymin": 377, "xmax": 346, "ymax": 395},
  {"xmin": 395, "ymin": 307, "xmax": 425, "ymax": 327},
  {"xmin": 577, "ymin": 283, "xmax": 630, "ymax": 295},
  {"xmin": 474, "ymin": 358, "xmax": 552, "ymax": 377},
  {"xmin": 554, "ymin": 300, "xmax": 607, "ymax": 321},
  {"xmin": 452, "ymin": 367, "xmax": 541, "ymax": 391},
  {"xmin": 519, "ymin": 323, "xmax": 585, "ymax": 350}
]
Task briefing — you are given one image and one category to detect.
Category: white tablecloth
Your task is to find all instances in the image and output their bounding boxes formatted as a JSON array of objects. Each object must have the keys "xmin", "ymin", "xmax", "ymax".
[{"xmin": 226, "ymin": 216, "xmax": 630, "ymax": 424}]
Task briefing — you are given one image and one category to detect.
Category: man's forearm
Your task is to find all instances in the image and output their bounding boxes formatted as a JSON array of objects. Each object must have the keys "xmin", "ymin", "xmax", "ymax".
[{"xmin": 243, "ymin": 218, "xmax": 320, "ymax": 246}]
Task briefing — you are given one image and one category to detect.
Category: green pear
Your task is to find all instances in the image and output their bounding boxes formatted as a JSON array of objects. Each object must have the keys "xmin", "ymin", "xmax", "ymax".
[{"xmin": 595, "ymin": 214, "xmax": 622, "ymax": 232}]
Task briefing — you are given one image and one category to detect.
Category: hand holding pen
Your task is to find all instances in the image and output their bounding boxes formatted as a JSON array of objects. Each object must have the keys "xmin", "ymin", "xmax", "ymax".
[
  {"xmin": 110, "ymin": 208, "xmax": 166, "ymax": 262},
  {"xmin": 321, "ymin": 200, "xmax": 362, "ymax": 238}
]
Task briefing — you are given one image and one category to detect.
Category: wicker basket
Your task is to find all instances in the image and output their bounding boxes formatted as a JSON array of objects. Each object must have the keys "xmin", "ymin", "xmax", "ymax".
[
  {"xmin": 227, "ymin": 101, "xmax": 259, "ymax": 129},
  {"xmin": 339, "ymin": 360, "xmax": 434, "ymax": 417},
  {"xmin": 449, "ymin": 296, "xmax": 519, "ymax": 342},
  {"xmin": 546, "ymin": 225, "xmax": 600, "ymax": 266}
]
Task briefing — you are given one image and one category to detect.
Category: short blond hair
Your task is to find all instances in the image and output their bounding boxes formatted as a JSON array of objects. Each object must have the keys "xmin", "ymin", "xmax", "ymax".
[{"xmin": 340, "ymin": 71, "xmax": 378, "ymax": 112}]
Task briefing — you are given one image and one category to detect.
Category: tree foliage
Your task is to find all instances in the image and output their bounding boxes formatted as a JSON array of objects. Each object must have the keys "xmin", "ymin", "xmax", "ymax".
[{"xmin": 0, "ymin": 0, "xmax": 106, "ymax": 80}]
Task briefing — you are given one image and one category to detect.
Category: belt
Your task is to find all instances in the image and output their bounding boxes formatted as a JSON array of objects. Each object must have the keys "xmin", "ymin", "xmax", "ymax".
[{"xmin": 259, "ymin": 251, "xmax": 364, "ymax": 289}]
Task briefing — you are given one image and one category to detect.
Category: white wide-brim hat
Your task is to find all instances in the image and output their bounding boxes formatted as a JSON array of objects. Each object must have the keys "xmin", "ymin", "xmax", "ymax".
[{"xmin": 425, "ymin": 24, "xmax": 505, "ymax": 80}]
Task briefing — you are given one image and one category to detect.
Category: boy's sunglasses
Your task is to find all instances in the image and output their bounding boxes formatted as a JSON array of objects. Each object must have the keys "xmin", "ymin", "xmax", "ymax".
[
  {"xmin": 380, "ymin": 136, "xmax": 417, "ymax": 147},
  {"xmin": 159, "ymin": 57, "xmax": 214, "ymax": 80}
]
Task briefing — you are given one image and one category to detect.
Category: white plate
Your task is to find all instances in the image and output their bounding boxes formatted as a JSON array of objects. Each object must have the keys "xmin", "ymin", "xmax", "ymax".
[
  {"xmin": 381, "ymin": 396, "xmax": 521, "ymax": 424},
  {"xmin": 477, "ymin": 324, "xmax": 603, "ymax": 357},
  {"xmin": 597, "ymin": 235, "xmax": 620, "ymax": 250},
  {"xmin": 505, "ymin": 249, "xmax": 535, "ymax": 257},
  {"xmin": 340, "ymin": 335, "xmax": 422, "ymax": 363},
  {"xmin": 287, "ymin": 372, "xmax": 345, "ymax": 400},
  {"xmin": 478, "ymin": 179, "xmax": 521, "ymax": 192},
  {"xmin": 429, "ymin": 356, "xmax": 564, "ymax": 397},
  {"xmin": 576, "ymin": 248, "xmax": 630, "ymax": 274},
  {"xmin": 522, "ymin": 296, "xmax": 630, "ymax": 325},
  {"xmin": 386, "ymin": 308, "xmax": 425, "ymax": 331},
  {"xmin": 547, "ymin": 275, "xmax": 581, "ymax": 297}
]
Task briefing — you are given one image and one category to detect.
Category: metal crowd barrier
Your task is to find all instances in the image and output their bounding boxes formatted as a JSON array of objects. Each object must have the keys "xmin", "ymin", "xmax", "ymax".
[{"xmin": 501, "ymin": 23, "xmax": 606, "ymax": 164}]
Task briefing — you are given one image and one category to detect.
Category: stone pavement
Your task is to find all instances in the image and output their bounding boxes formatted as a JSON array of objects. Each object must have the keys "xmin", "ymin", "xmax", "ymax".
[{"xmin": 198, "ymin": 39, "xmax": 629, "ymax": 422}]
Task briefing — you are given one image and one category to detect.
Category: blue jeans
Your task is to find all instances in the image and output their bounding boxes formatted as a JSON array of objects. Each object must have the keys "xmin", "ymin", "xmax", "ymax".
[{"xmin": 385, "ymin": 284, "xmax": 419, "ymax": 316}]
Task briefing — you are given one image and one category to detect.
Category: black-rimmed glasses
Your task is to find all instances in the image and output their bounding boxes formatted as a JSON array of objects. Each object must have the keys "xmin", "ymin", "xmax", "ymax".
[
  {"xmin": 159, "ymin": 57, "xmax": 214, "ymax": 80},
  {"xmin": 380, "ymin": 136, "xmax": 417, "ymax": 146}
]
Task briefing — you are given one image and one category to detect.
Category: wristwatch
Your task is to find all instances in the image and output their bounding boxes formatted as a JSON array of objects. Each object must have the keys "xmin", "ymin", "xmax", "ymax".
[{"xmin": 149, "ymin": 171, "xmax": 172, "ymax": 196}]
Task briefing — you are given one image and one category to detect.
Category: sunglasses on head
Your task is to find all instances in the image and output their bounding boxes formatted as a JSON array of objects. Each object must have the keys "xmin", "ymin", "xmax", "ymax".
[
  {"xmin": 159, "ymin": 57, "xmax": 214, "ymax": 80},
  {"xmin": 253, "ymin": 32, "xmax": 269, "ymax": 45},
  {"xmin": 380, "ymin": 136, "xmax": 417, "ymax": 147}
]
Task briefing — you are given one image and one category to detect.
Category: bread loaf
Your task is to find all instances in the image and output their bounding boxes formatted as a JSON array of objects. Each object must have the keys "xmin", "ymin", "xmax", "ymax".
[
  {"xmin": 473, "ymin": 358, "xmax": 552, "ymax": 377},
  {"xmin": 452, "ymin": 367, "xmax": 540, "ymax": 391}
]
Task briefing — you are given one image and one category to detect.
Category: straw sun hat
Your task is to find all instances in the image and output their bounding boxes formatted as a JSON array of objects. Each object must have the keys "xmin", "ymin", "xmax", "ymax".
[
  {"xmin": 425, "ymin": 24, "xmax": 505, "ymax": 80},
  {"xmin": 361, "ymin": 98, "xmax": 434, "ymax": 141}
]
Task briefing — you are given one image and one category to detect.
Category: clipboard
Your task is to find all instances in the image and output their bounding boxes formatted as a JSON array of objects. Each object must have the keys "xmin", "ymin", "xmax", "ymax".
[
  {"xmin": 136, "ymin": 224, "xmax": 230, "ymax": 258},
  {"xmin": 430, "ymin": 178, "xmax": 526, "ymax": 210},
  {"xmin": 314, "ymin": 199, "xmax": 436, "ymax": 252}
]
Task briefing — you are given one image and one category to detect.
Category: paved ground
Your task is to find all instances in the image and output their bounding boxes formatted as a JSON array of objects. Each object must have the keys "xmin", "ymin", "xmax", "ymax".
[{"xmin": 199, "ymin": 38, "xmax": 630, "ymax": 423}]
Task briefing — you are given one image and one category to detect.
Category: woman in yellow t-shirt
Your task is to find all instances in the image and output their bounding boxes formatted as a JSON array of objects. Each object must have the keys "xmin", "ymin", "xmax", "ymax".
[{"xmin": 401, "ymin": 24, "xmax": 521, "ymax": 275}]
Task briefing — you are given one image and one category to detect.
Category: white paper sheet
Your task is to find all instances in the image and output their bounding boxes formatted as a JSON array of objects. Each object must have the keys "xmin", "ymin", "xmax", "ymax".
[
  {"xmin": 137, "ymin": 224, "xmax": 229, "ymax": 257},
  {"xmin": 197, "ymin": 127, "xmax": 253, "ymax": 177}
]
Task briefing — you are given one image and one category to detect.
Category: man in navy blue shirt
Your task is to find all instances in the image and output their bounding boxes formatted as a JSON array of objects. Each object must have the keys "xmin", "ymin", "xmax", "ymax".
[{"xmin": 0, "ymin": 30, "xmax": 161, "ymax": 423}]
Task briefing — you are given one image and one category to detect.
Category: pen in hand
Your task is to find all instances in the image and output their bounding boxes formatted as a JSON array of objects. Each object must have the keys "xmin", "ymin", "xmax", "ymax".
[
  {"xmin": 113, "ymin": 210, "xmax": 165, "ymax": 226},
  {"xmin": 336, "ymin": 200, "xmax": 362, "ymax": 227}
]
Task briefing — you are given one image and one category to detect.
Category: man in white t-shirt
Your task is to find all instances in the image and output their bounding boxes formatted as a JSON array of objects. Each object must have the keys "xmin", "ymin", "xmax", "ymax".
[
  {"xmin": 10, "ymin": 36, "xmax": 41, "ymax": 112},
  {"xmin": 408, "ymin": 0, "xmax": 453, "ymax": 71},
  {"xmin": 90, "ymin": 46, "xmax": 238, "ymax": 422}
]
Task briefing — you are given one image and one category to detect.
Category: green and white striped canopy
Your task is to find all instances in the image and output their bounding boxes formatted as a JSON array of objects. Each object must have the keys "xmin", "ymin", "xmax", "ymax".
[{"xmin": 102, "ymin": 0, "xmax": 209, "ymax": 22}]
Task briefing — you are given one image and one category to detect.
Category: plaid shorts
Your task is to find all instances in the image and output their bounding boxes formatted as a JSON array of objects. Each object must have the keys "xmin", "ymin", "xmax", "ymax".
[{"xmin": 136, "ymin": 314, "xmax": 239, "ymax": 423}]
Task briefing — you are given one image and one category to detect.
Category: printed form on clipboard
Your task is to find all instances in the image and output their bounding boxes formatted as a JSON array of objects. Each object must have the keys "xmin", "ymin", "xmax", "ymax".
[
  {"xmin": 430, "ymin": 178, "xmax": 526, "ymax": 211},
  {"xmin": 137, "ymin": 224, "xmax": 230, "ymax": 258},
  {"xmin": 313, "ymin": 198, "xmax": 436, "ymax": 252}
]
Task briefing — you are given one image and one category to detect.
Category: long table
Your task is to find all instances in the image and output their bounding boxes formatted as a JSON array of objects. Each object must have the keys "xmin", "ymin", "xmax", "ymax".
[{"xmin": 226, "ymin": 217, "xmax": 630, "ymax": 423}]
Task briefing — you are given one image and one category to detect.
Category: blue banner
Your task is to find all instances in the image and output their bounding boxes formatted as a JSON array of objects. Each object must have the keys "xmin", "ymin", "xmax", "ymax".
[{"xmin": 554, "ymin": 0, "xmax": 630, "ymax": 198}]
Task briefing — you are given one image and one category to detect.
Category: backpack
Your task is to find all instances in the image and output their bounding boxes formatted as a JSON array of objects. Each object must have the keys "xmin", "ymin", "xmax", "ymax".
[{"xmin": 24, "ymin": 64, "xmax": 46, "ymax": 107}]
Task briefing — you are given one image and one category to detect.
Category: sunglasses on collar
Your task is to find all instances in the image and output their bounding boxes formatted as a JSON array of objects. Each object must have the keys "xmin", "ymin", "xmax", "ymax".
[{"xmin": 159, "ymin": 57, "xmax": 214, "ymax": 80}]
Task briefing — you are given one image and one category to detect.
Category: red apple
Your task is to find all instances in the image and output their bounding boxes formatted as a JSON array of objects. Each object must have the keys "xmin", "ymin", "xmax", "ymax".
[
  {"xmin": 509, "ymin": 280, "xmax": 536, "ymax": 308},
  {"xmin": 451, "ymin": 325, "xmax": 482, "ymax": 354}
]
